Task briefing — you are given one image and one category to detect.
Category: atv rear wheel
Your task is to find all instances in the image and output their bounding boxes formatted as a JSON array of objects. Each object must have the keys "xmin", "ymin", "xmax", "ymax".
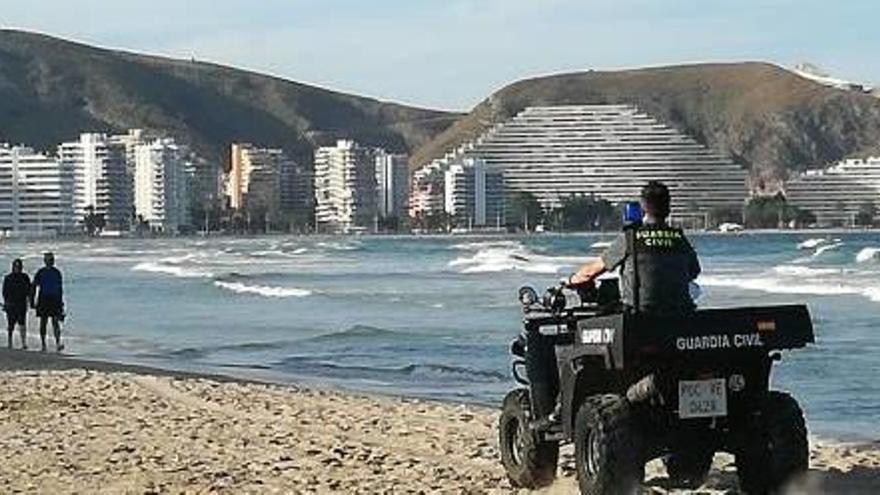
[
  {"xmin": 575, "ymin": 394, "xmax": 644, "ymax": 495},
  {"xmin": 663, "ymin": 449, "xmax": 714, "ymax": 489},
  {"xmin": 498, "ymin": 389, "xmax": 559, "ymax": 488},
  {"xmin": 735, "ymin": 391, "xmax": 809, "ymax": 494}
]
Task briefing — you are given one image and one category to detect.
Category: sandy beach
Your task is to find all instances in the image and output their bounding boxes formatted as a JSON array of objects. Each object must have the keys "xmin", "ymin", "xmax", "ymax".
[{"xmin": 0, "ymin": 351, "xmax": 877, "ymax": 494}]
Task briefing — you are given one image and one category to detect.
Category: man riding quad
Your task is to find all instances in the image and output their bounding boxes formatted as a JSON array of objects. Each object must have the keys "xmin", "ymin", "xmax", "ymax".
[
  {"xmin": 568, "ymin": 180, "xmax": 700, "ymax": 315},
  {"xmin": 499, "ymin": 181, "xmax": 813, "ymax": 494}
]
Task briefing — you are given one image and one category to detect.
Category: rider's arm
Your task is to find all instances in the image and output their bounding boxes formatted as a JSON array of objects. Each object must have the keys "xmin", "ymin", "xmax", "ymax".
[
  {"xmin": 569, "ymin": 233, "xmax": 627, "ymax": 286},
  {"xmin": 568, "ymin": 258, "xmax": 606, "ymax": 285}
]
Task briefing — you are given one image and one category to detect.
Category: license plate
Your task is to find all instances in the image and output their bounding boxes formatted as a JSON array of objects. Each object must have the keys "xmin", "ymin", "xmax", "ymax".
[{"xmin": 678, "ymin": 379, "xmax": 727, "ymax": 419}]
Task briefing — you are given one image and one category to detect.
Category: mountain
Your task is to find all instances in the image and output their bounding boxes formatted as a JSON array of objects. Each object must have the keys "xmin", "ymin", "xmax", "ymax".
[
  {"xmin": 0, "ymin": 30, "xmax": 460, "ymax": 163},
  {"xmin": 412, "ymin": 62, "xmax": 880, "ymax": 190}
]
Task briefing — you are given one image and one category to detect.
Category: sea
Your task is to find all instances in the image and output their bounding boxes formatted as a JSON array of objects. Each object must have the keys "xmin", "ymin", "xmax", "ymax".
[{"xmin": 1, "ymin": 233, "xmax": 878, "ymax": 441}]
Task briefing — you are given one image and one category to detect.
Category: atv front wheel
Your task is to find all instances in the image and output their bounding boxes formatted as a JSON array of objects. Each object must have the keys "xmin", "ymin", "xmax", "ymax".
[
  {"xmin": 498, "ymin": 389, "xmax": 559, "ymax": 488},
  {"xmin": 575, "ymin": 394, "xmax": 644, "ymax": 495},
  {"xmin": 735, "ymin": 391, "xmax": 809, "ymax": 494},
  {"xmin": 663, "ymin": 449, "xmax": 714, "ymax": 489}
]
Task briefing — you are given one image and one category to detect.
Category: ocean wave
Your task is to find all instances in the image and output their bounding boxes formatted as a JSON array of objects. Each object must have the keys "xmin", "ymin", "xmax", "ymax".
[
  {"xmin": 450, "ymin": 240, "xmax": 523, "ymax": 251},
  {"xmin": 250, "ymin": 247, "xmax": 310, "ymax": 258},
  {"xmin": 814, "ymin": 242, "xmax": 843, "ymax": 257},
  {"xmin": 449, "ymin": 243, "xmax": 582, "ymax": 274},
  {"xmin": 305, "ymin": 325, "xmax": 400, "ymax": 343},
  {"xmin": 700, "ymin": 274, "xmax": 880, "ymax": 302},
  {"xmin": 132, "ymin": 261, "xmax": 214, "ymax": 279},
  {"xmin": 275, "ymin": 357, "xmax": 505, "ymax": 383},
  {"xmin": 798, "ymin": 238, "xmax": 827, "ymax": 250},
  {"xmin": 856, "ymin": 247, "xmax": 880, "ymax": 263},
  {"xmin": 214, "ymin": 281, "xmax": 312, "ymax": 298},
  {"xmin": 316, "ymin": 241, "xmax": 362, "ymax": 252},
  {"xmin": 772, "ymin": 265, "xmax": 843, "ymax": 277}
]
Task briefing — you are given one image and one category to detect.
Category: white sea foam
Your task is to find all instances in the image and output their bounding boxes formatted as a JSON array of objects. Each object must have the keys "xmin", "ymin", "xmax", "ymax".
[
  {"xmin": 856, "ymin": 247, "xmax": 880, "ymax": 263},
  {"xmin": 132, "ymin": 262, "xmax": 213, "ymax": 279},
  {"xmin": 450, "ymin": 240, "xmax": 522, "ymax": 251},
  {"xmin": 213, "ymin": 281, "xmax": 312, "ymax": 298},
  {"xmin": 813, "ymin": 242, "xmax": 843, "ymax": 257},
  {"xmin": 772, "ymin": 265, "xmax": 842, "ymax": 277},
  {"xmin": 448, "ymin": 243, "xmax": 580, "ymax": 274},
  {"xmin": 797, "ymin": 238, "xmax": 827, "ymax": 250},
  {"xmin": 700, "ymin": 274, "xmax": 880, "ymax": 302}
]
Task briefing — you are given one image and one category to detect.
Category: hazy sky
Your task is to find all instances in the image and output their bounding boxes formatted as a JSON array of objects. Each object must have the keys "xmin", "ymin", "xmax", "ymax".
[{"xmin": 1, "ymin": 0, "xmax": 877, "ymax": 110}]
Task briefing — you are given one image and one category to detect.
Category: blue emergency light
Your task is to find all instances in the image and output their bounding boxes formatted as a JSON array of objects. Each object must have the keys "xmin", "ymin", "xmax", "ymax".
[{"xmin": 624, "ymin": 201, "xmax": 643, "ymax": 227}]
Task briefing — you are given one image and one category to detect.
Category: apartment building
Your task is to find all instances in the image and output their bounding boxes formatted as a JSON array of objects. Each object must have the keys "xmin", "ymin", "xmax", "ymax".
[
  {"xmin": 134, "ymin": 138, "xmax": 190, "ymax": 232},
  {"xmin": 375, "ymin": 151, "xmax": 409, "ymax": 219},
  {"xmin": 444, "ymin": 157, "xmax": 503, "ymax": 227},
  {"xmin": 785, "ymin": 157, "xmax": 880, "ymax": 226},
  {"xmin": 413, "ymin": 105, "xmax": 748, "ymax": 225},
  {"xmin": 314, "ymin": 140, "xmax": 377, "ymax": 232},
  {"xmin": 59, "ymin": 133, "xmax": 132, "ymax": 231},
  {"xmin": 0, "ymin": 145, "xmax": 76, "ymax": 235}
]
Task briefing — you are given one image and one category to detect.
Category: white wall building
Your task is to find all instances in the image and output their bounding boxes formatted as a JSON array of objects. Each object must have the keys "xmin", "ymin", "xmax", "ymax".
[
  {"xmin": 314, "ymin": 140, "xmax": 377, "ymax": 232},
  {"xmin": 134, "ymin": 138, "xmax": 190, "ymax": 232},
  {"xmin": 0, "ymin": 145, "xmax": 76, "ymax": 235},
  {"xmin": 416, "ymin": 105, "xmax": 748, "ymax": 225},
  {"xmin": 60, "ymin": 133, "xmax": 132, "ymax": 230},
  {"xmin": 444, "ymin": 157, "xmax": 503, "ymax": 227},
  {"xmin": 785, "ymin": 157, "xmax": 880, "ymax": 226},
  {"xmin": 375, "ymin": 151, "xmax": 409, "ymax": 219}
]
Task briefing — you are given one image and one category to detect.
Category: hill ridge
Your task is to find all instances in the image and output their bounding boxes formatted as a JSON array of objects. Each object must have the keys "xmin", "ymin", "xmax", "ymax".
[
  {"xmin": 412, "ymin": 61, "xmax": 880, "ymax": 189},
  {"xmin": 0, "ymin": 29, "xmax": 460, "ymax": 162}
]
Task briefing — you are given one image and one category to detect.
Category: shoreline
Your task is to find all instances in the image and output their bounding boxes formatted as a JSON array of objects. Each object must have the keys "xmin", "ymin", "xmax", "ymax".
[
  {"xmin": 1, "ymin": 352, "xmax": 878, "ymax": 493},
  {"xmin": 1, "ymin": 350, "xmax": 878, "ymax": 493},
  {"xmin": 3, "ymin": 227, "xmax": 880, "ymax": 243},
  {"xmin": 3, "ymin": 348, "xmax": 877, "ymax": 446}
]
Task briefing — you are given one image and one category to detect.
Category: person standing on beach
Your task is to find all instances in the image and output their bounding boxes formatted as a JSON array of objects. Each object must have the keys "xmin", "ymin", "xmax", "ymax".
[
  {"xmin": 32, "ymin": 252, "xmax": 65, "ymax": 352},
  {"xmin": 3, "ymin": 259, "xmax": 32, "ymax": 349}
]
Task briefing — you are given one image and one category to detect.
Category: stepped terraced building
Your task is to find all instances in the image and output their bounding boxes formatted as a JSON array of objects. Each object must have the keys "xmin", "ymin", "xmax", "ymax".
[
  {"xmin": 416, "ymin": 104, "xmax": 749, "ymax": 226},
  {"xmin": 785, "ymin": 157, "xmax": 880, "ymax": 226}
]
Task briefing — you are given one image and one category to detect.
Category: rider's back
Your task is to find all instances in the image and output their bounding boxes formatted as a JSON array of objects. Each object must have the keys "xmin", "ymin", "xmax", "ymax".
[{"xmin": 601, "ymin": 222, "xmax": 700, "ymax": 315}]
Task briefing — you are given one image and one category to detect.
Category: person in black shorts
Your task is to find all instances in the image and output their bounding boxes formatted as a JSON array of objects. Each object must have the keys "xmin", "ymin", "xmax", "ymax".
[
  {"xmin": 3, "ymin": 259, "xmax": 32, "ymax": 349},
  {"xmin": 32, "ymin": 252, "xmax": 65, "ymax": 352}
]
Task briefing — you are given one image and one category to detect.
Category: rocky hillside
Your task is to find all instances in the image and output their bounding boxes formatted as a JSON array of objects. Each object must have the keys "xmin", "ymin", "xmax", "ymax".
[
  {"xmin": 413, "ymin": 63, "xmax": 880, "ymax": 190},
  {"xmin": 0, "ymin": 30, "xmax": 460, "ymax": 163}
]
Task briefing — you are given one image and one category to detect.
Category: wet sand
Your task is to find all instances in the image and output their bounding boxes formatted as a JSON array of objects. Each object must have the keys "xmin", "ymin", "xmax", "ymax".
[{"xmin": 0, "ymin": 350, "xmax": 877, "ymax": 494}]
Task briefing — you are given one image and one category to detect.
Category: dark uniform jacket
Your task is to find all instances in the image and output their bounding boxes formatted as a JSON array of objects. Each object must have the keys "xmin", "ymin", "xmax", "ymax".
[{"xmin": 600, "ymin": 220, "xmax": 701, "ymax": 314}]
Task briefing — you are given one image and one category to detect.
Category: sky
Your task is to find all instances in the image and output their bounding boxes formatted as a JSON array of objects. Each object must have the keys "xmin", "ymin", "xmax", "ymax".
[{"xmin": 1, "ymin": 0, "xmax": 877, "ymax": 110}]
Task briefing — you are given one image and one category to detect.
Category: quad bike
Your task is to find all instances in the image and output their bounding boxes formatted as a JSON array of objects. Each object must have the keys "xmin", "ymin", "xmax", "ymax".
[{"xmin": 499, "ymin": 279, "xmax": 813, "ymax": 494}]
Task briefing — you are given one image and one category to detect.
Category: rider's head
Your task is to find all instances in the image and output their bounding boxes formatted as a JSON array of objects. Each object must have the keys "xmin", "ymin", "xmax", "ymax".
[
  {"xmin": 11, "ymin": 259, "xmax": 22, "ymax": 274},
  {"xmin": 640, "ymin": 181, "xmax": 671, "ymax": 221},
  {"xmin": 43, "ymin": 252, "xmax": 55, "ymax": 267}
]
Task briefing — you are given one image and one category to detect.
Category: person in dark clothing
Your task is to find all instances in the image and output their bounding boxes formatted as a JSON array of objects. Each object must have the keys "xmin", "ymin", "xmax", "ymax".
[
  {"xmin": 568, "ymin": 181, "xmax": 701, "ymax": 314},
  {"xmin": 3, "ymin": 259, "xmax": 32, "ymax": 349},
  {"xmin": 32, "ymin": 252, "xmax": 65, "ymax": 352}
]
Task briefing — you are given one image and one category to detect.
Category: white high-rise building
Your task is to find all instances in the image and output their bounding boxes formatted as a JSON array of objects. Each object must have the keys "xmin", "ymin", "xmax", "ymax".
[
  {"xmin": 314, "ymin": 140, "xmax": 377, "ymax": 232},
  {"xmin": 60, "ymin": 133, "xmax": 132, "ymax": 230},
  {"xmin": 785, "ymin": 157, "xmax": 880, "ymax": 226},
  {"xmin": 134, "ymin": 138, "xmax": 190, "ymax": 232},
  {"xmin": 444, "ymin": 158, "xmax": 503, "ymax": 227},
  {"xmin": 375, "ymin": 151, "xmax": 409, "ymax": 219},
  {"xmin": 0, "ymin": 145, "xmax": 76, "ymax": 235}
]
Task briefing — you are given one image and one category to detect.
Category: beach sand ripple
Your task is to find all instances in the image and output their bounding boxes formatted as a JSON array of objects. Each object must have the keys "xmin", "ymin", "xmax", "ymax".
[{"xmin": 0, "ymin": 370, "xmax": 876, "ymax": 494}]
